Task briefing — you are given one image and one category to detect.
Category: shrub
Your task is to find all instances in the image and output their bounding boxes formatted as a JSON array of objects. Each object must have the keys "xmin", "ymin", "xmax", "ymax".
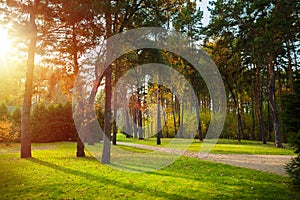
[
  {"xmin": 0, "ymin": 117, "xmax": 19, "ymax": 146},
  {"xmin": 283, "ymin": 78, "xmax": 300, "ymax": 186},
  {"xmin": 285, "ymin": 131, "xmax": 300, "ymax": 186}
]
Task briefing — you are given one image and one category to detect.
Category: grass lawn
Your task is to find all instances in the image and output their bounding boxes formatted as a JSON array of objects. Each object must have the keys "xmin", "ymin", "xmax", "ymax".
[
  {"xmin": 0, "ymin": 142, "xmax": 299, "ymax": 199},
  {"xmin": 117, "ymin": 135, "xmax": 295, "ymax": 155}
]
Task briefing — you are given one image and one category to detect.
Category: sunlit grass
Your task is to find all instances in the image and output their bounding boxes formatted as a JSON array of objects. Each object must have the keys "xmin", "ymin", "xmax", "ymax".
[
  {"xmin": 0, "ymin": 142, "xmax": 299, "ymax": 199},
  {"xmin": 117, "ymin": 134, "xmax": 296, "ymax": 155}
]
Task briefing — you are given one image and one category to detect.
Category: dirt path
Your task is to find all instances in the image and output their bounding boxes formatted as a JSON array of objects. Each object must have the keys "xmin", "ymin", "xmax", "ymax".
[{"xmin": 118, "ymin": 142, "xmax": 295, "ymax": 176}]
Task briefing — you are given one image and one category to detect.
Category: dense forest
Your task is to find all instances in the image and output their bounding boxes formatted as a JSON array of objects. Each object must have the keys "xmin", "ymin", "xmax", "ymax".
[{"xmin": 0, "ymin": 0, "xmax": 299, "ymax": 167}]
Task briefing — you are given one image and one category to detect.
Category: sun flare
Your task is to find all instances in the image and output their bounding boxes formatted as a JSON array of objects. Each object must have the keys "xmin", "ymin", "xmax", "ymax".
[
  {"xmin": 0, "ymin": 26, "xmax": 11, "ymax": 69},
  {"xmin": 0, "ymin": 27, "xmax": 11, "ymax": 57}
]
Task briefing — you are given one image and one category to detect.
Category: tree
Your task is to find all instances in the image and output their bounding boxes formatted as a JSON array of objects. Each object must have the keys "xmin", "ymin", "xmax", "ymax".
[
  {"xmin": 206, "ymin": 0, "xmax": 299, "ymax": 147},
  {"xmin": 20, "ymin": 0, "xmax": 40, "ymax": 158}
]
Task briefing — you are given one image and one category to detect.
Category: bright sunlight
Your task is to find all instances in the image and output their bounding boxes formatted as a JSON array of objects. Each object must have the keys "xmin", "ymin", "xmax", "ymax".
[{"xmin": 0, "ymin": 26, "xmax": 11, "ymax": 69}]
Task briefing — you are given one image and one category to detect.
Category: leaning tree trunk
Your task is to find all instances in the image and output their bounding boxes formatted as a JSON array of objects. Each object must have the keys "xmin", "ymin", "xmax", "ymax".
[
  {"xmin": 21, "ymin": 0, "xmax": 39, "ymax": 158},
  {"xmin": 268, "ymin": 62, "xmax": 282, "ymax": 148}
]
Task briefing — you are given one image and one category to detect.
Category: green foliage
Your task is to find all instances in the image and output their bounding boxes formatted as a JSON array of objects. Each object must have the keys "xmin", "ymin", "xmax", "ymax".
[
  {"xmin": 283, "ymin": 80, "xmax": 300, "ymax": 133},
  {"xmin": 31, "ymin": 102, "xmax": 77, "ymax": 142},
  {"xmin": 0, "ymin": 142, "xmax": 299, "ymax": 199},
  {"xmin": 283, "ymin": 78, "xmax": 300, "ymax": 185},
  {"xmin": 285, "ymin": 155, "xmax": 300, "ymax": 186},
  {"xmin": 285, "ymin": 127, "xmax": 300, "ymax": 186}
]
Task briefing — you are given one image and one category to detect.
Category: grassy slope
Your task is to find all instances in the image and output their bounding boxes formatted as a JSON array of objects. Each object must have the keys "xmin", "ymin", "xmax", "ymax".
[
  {"xmin": 0, "ymin": 142, "xmax": 299, "ymax": 199},
  {"xmin": 117, "ymin": 135, "xmax": 295, "ymax": 155}
]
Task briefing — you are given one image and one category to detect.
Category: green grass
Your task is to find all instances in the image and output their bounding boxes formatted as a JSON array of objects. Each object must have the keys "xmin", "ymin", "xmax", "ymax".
[
  {"xmin": 117, "ymin": 134, "xmax": 296, "ymax": 155},
  {"xmin": 0, "ymin": 142, "xmax": 299, "ymax": 199}
]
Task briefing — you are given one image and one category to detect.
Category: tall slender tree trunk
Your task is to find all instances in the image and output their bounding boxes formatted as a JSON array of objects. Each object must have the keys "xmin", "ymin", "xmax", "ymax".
[
  {"xmin": 268, "ymin": 62, "xmax": 282, "ymax": 148},
  {"xmin": 172, "ymin": 95, "xmax": 177, "ymax": 136},
  {"xmin": 177, "ymin": 97, "xmax": 181, "ymax": 136},
  {"xmin": 267, "ymin": 101, "xmax": 272, "ymax": 141},
  {"xmin": 240, "ymin": 98, "xmax": 246, "ymax": 139},
  {"xmin": 112, "ymin": 64, "xmax": 119, "ymax": 145},
  {"xmin": 21, "ymin": 0, "xmax": 39, "ymax": 158},
  {"xmin": 102, "ymin": 2, "xmax": 113, "ymax": 164},
  {"xmin": 255, "ymin": 65, "xmax": 266, "ymax": 144},
  {"xmin": 251, "ymin": 96, "xmax": 256, "ymax": 140},
  {"xmin": 163, "ymin": 101, "xmax": 169, "ymax": 138},
  {"xmin": 138, "ymin": 93, "xmax": 143, "ymax": 140},
  {"xmin": 133, "ymin": 108, "xmax": 138, "ymax": 138},
  {"xmin": 123, "ymin": 102, "xmax": 131, "ymax": 138},
  {"xmin": 21, "ymin": 0, "xmax": 40, "ymax": 158},
  {"xmin": 251, "ymin": 76, "xmax": 256, "ymax": 140},
  {"xmin": 70, "ymin": 23, "xmax": 86, "ymax": 156},
  {"xmin": 196, "ymin": 95, "xmax": 203, "ymax": 141},
  {"xmin": 180, "ymin": 100, "xmax": 184, "ymax": 138},
  {"xmin": 156, "ymin": 84, "xmax": 162, "ymax": 145},
  {"xmin": 237, "ymin": 106, "xmax": 242, "ymax": 142}
]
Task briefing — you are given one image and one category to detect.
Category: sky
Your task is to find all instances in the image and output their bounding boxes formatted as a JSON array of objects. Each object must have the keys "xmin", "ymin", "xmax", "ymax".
[{"xmin": 197, "ymin": 0, "xmax": 212, "ymax": 26}]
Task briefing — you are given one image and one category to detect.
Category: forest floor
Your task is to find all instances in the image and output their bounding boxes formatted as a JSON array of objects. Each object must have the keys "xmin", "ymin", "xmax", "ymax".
[{"xmin": 118, "ymin": 142, "xmax": 295, "ymax": 176}]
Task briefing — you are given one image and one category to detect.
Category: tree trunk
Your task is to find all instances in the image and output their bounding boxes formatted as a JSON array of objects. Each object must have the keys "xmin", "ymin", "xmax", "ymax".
[
  {"xmin": 237, "ymin": 107, "xmax": 242, "ymax": 142},
  {"xmin": 76, "ymin": 137, "xmax": 85, "ymax": 157},
  {"xmin": 180, "ymin": 100, "xmax": 184, "ymax": 138},
  {"xmin": 133, "ymin": 108, "xmax": 138, "ymax": 138},
  {"xmin": 138, "ymin": 91, "xmax": 143, "ymax": 140},
  {"xmin": 102, "ymin": 67, "xmax": 112, "ymax": 164},
  {"xmin": 240, "ymin": 98, "xmax": 246, "ymax": 139},
  {"xmin": 267, "ymin": 101, "xmax": 272, "ymax": 141},
  {"xmin": 255, "ymin": 65, "xmax": 266, "ymax": 144},
  {"xmin": 124, "ymin": 103, "xmax": 131, "ymax": 138},
  {"xmin": 251, "ymin": 96, "xmax": 256, "ymax": 140},
  {"xmin": 71, "ymin": 22, "xmax": 86, "ymax": 156},
  {"xmin": 172, "ymin": 96, "xmax": 177, "ymax": 136},
  {"xmin": 195, "ymin": 96, "xmax": 203, "ymax": 141},
  {"xmin": 112, "ymin": 64, "xmax": 119, "ymax": 145},
  {"xmin": 251, "ymin": 79, "xmax": 256, "ymax": 140},
  {"xmin": 157, "ymin": 84, "xmax": 162, "ymax": 145},
  {"xmin": 102, "ymin": 2, "xmax": 113, "ymax": 164},
  {"xmin": 21, "ymin": 0, "xmax": 39, "ymax": 158},
  {"xmin": 268, "ymin": 62, "xmax": 282, "ymax": 148},
  {"xmin": 176, "ymin": 95, "xmax": 180, "ymax": 135}
]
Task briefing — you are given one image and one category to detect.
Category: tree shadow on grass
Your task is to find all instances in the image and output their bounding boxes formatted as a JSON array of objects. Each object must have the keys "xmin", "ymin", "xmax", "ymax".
[{"xmin": 29, "ymin": 158, "xmax": 189, "ymax": 200}]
